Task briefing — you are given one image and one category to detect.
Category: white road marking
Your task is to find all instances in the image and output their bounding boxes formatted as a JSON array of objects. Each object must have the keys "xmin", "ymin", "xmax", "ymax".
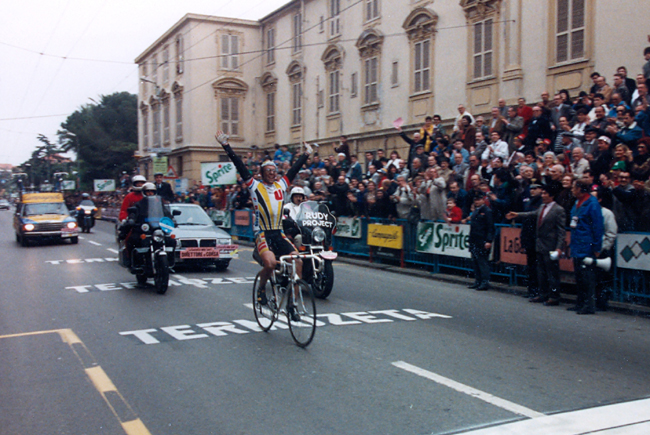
[
  {"xmin": 88, "ymin": 240, "xmax": 102, "ymax": 246},
  {"xmin": 457, "ymin": 398, "xmax": 650, "ymax": 435},
  {"xmin": 107, "ymin": 248, "xmax": 119, "ymax": 254},
  {"xmin": 392, "ymin": 361, "xmax": 544, "ymax": 419}
]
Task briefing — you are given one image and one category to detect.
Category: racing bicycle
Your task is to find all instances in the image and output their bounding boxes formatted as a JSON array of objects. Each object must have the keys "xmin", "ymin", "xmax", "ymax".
[{"xmin": 252, "ymin": 253, "xmax": 318, "ymax": 347}]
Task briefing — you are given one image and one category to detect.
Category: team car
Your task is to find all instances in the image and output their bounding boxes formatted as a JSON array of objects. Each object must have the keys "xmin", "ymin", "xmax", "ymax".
[
  {"xmin": 168, "ymin": 203, "xmax": 238, "ymax": 270},
  {"xmin": 14, "ymin": 192, "xmax": 79, "ymax": 246},
  {"xmin": 0, "ymin": 199, "xmax": 11, "ymax": 210}
]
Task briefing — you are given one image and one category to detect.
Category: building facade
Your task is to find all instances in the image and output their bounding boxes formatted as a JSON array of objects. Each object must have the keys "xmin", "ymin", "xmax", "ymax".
[{"xmin": 135, "ymin": 0, "xmax": 649, "ymax": 186}]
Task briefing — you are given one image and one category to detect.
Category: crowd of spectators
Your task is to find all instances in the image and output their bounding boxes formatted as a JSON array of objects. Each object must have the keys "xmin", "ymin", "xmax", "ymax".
[{"xmin": 225, "ymin": 58, "xmax": 650, "ymax": 235}]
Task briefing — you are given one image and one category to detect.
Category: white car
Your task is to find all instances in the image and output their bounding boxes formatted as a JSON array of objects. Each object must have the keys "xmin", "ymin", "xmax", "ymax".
[
  {"xmin": 168, "ymin": 203, "xmax": 238, "ymax": 270},
  {"xmin": 0, "ymin": 199, "xmax": 10, "ymax": 210}
]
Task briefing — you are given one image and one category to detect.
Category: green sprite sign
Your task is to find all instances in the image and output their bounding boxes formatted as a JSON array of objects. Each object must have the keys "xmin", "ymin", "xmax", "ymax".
[
  {"xmin": 93, "ymin": 179, "xmax": 116, "ymax": 192},
  {"xmin": 201, "ymin": 162, "xmax": 236, "ymax": 186},
  {"xmin": 416, "ymin": 222, "xmax": 471, "ymax": 258},
  {"xmin": 336, "ymin": 217, "xmax": 361, "ymax": 239}
]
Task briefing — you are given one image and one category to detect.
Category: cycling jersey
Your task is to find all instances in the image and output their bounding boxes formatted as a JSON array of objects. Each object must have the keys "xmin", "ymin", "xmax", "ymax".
[{"xmin": 246, "ymin": 176, "xmax": 289, "ymax": 231}]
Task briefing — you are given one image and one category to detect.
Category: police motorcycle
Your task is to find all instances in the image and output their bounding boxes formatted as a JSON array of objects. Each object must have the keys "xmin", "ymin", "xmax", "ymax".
[
  {"xmin": 118, "ymin": 184, "xmax": 177, "ymax": 294},
  {"xmin": 75, "ymin": 194, "xmax": 97, "ymax": 233},
  {"xmin": 283, "ymin": 198, "xmax": 338, "ymax": 299}
]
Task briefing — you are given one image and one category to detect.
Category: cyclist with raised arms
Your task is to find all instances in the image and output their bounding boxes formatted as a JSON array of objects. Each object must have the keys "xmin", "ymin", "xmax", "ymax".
[{"xmin": 216, "ymin": 131, "xmax": 313, "ymax": 318}]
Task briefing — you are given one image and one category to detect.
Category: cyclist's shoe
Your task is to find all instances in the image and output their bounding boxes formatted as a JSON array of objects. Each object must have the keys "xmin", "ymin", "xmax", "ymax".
[
  {"xmin": 256, "ymin": 287, "xmax": 268, "ymax": 306},
  {"xmin": 287, "ymin": 304, "xmax": 301, "ymax": 322}
]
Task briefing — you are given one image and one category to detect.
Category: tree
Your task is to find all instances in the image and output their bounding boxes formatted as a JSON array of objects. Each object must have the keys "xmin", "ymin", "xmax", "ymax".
[{"xmin": 59, "ymin": 92, "xmax": 138, "ymax": 189}]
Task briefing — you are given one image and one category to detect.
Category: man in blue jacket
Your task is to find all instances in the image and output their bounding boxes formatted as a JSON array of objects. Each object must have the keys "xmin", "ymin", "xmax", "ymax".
[{"xmin": 568, "ymin": 180, "xmax": 604, "ymax": 315}]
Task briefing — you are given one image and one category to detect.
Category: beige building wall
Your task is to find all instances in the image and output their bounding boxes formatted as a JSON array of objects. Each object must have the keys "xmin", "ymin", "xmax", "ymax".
[{"xmin": 135, "ymin": 0, "xmax": 650, "ymax": 188}]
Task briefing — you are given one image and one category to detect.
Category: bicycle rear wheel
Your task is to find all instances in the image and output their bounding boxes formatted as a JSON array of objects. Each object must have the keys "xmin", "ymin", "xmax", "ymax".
[
  {"xmin": 252, "ymin": 273, "xmax": 277, "ymax": 331},
  {"xmin": 288, "ymin": 279, "xmax": 317, "ymax": 347}
]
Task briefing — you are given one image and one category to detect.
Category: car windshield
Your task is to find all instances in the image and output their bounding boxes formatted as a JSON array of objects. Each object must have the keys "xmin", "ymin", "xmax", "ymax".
[
  {"xmin": 24, "ymin": 202, "xmax": 68, "ymax": 216},
  {"xmin": 172, "ymin": 206, "xmax": 213, "ymax": 226}
]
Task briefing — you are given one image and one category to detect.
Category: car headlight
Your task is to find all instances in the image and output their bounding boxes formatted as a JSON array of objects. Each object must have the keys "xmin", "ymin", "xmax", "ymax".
[
  {"xmin": 24, "ymin": 224, "xmax": 35, "ymax": 231},
  {"xmin": 152, "ymin": 229, "xmax": 164, "ymax": 242},
  {"xmin": 312, "ymin": 227, "xmax": 326, "ymax": 243},
  {"xmin": 67, "ymin": 222, "xmax": 77, "ymax": 229},
  {"xmin": 176, "ymin": 238, "xmax": 182, "ymax": 248},
  {"xmin": 141, "ymin": 223, "xmax": 150, "ymax": 232}
]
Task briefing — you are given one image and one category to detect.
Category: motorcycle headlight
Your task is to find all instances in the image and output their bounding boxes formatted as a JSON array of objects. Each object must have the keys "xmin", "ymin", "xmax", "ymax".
[
  {"xmin": 84, "ymin": 209, "xmax": 91, "ymax": 215},
  {"xmin": 67, "ymin": 222, "xmax": 77, "ymax": 229},
  {"xmin": 312, "ymin": 227, "xmax": 326, "ymax": 243},
  {"xmin": 24, "ymin": 224, "xmax": 35, "ymax": 231},
  {"xmin": 152, "ymin": 229, "xmax": 164, "ymax": 243},
  {"xmin": 141, "ymin": 223, "xmax": 150, "ymax": 232}
]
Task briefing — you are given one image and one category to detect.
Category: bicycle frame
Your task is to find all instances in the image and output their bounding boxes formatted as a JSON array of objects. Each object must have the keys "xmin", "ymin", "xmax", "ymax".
[{"xmin": 272, "ymin": 253, "xmax": 323, "ymax": 309}]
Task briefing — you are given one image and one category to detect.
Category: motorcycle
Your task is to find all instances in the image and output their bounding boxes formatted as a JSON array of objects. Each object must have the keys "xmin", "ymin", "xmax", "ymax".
[
  {"xmin": 118, "ymin": 196, "xmax": 177, "ymax": 294},
  {"xmin": 76, "ymin": 200, "xmax": 97, "ymax": 233},
  {"xmin": 283, "ymin": 201, "xmax": 337, "ymax": 299}
]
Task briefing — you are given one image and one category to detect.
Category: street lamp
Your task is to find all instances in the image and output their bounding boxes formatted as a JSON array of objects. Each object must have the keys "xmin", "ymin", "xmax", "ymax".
[
  {"xmin": 61, "ymin": 129, "xmax": 80, "ymax": 189},
  {"xmin": 24, "ymin": 163, "xmax": 33, "ymax": 190}
]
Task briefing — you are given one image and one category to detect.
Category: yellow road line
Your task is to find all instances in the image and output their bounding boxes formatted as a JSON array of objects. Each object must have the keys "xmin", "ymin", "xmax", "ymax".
[{"xmin": 0, "ymin": 328, "xmax": 152, "ymax": 435}]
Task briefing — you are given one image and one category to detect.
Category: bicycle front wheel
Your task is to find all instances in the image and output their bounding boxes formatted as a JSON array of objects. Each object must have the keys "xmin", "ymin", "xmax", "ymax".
[
  {"xmin": 288, "ymin": 279, "xmax": 317, "ymax": 347},
  {"xmin": 252, "ymin": 273, "xmax": 277, "ymax": 331}
]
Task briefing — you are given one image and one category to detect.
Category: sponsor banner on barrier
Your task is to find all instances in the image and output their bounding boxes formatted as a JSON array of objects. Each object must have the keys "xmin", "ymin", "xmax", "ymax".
[
  {"xmin": 93, "ymin": 179, "xmax": 116, "ymax": 192},
  {"xmin": 500, "ymin": 226, "xmax": 574, "ymax": 272},
  {"xmin": 367, "ymin": 224, "xmax": 403, "ymax": 249},
  {"xmin": 336, "ymin": 217, "xmax": 362, "ymax": 239},
  {"xmin": 201, "ymin": 162, "xmax": 237, "ymax": 186},
  {"xmin": 617, "ymin": 233, "xmax": 650, "ymax": 271},
  {"xmin": 416, "ymin": 222, "xmax": 471, "ymax": 258},
  {"xmin": 210, "ymin": 210, "xmax": 232, "ymax": 228},
  {"xmin": 234, "ymin": 210, "xmax": 250, "ymax": 226}
]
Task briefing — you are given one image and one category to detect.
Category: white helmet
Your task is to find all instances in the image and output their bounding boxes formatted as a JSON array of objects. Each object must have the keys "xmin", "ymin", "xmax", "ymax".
[
  {"xmin": 142, "ymin": 182, "xmax": 157, "ymax": 193},
  {"xmin": 290, "ymin": 187, "xmax": 305, "ymax": 200},
  {"xmin": 132, "ymin": 175, "xmax": 146, "ymax": 191}
]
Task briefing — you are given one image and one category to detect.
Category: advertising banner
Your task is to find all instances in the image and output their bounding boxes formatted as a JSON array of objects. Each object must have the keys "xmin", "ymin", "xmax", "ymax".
[
  {"xmin": 336, "ymin": 217, "xmax": 362, "ymax": 239},
  {"xmin": 617, "ymin": 233, "xmax": 650, "ymax": 271},
  {"xmin": 174, "ymin": 178, "xmax": 188, "ymax": 194},
  {"xmin": 201, "ymin": 162, "xmax": 237, "ymax": 186},
  {"xmin": 93, "ymin": 179, "xmax": 116, "ymax": 192},
  {"xmin": 367, "ymin": 224, "xmax": 403, "ymax": 249},
  {"xmin": 416, "ymin": 222, "xmax": 471, "ymax": 258},
  {"xmin": 61, "ymin": 180, "xmax": 76, "ymax": 191},
  {"xmin": 234, "ymin": 210, "xmax": 250, "ymax": 226},
  {"xmin": 210, "ymin": 210, "xmax": 232, "ymax": 229},
  {"xmin": 500, "ymin": 226, "xmax": 574, "ymax": 272}
]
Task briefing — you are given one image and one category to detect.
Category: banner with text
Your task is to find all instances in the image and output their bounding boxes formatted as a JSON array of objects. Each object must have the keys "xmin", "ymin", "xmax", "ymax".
[
  {"xmin": 336, "ymin": 217, "xmax": 362, "ymax": 239},
  {"xmin": 617, "ymin": 233, "xmax": 650, "ymax": 271},
  {"xmin": 61, "ymin": 180, "xmax": 76, "ymax": 191},
  {"xmin": 201, "ymin": 162, "xmax": 237, "ymax": 186},
  {"xmin": 153, "ymin": 157, "xmax": 168, "ymax": 175},
  {"xmin": 93, "ymin": 179, "xmax": 116, "ymax": 192},
  {"xmin": 416, "ymin": 222, "xmax": 471, "ymax": 258},
  {"xmin": 367, "ymin": 224, "xmax": 403, "ymax": 249},
  {"xmin": 499, "ymin": 226, "xmax": 574, "ymax": 272}
]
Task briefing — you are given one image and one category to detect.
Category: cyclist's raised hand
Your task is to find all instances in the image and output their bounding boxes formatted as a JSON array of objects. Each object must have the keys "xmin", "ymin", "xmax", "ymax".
[{"xmin": 215, "ymin": 130, "xmax": 229, "ymax": 147}]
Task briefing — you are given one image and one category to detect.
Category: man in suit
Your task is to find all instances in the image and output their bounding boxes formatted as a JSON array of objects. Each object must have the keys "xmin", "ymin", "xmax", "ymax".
[
  {"xmin": 468, "ymin": 191, "xmax": 495, "ymax": 291},
  {"xmin": 154, "ymin": 172, "xmax": 175, "ymax": 203},
  {"xmin": 506, "ymin": 184, "xmax": 566, "ymax": 305},
  {"xmin": 550, "ymin": 94, "xmax": 576, "ymax": 132}
]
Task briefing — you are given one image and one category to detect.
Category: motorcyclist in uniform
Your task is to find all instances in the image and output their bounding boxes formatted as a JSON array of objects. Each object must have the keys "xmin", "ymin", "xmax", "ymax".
[
  {"xmin": 122, "ymin": 182, "xmax": 158, "ymax": 267},
  {"xmin": 76, "ymin": 193, "xmax": 97, "ymax": 230},
  {"xmin": 282, "ymin": 187, "xmax": 306, "ymax": 242}
]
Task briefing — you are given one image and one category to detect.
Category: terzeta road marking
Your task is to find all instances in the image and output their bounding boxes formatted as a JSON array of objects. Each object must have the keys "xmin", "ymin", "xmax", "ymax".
[
  {"xmin": 392, "ymin": 361, "xmax": 544, "ymax": 419},
  {"xmin": 88, "ymin": 240, "xmax": 102, "ymax": 246},
  {"xmin": 46, "ymin": 258, "xmax": 119, "ymax": 265},
  {"xmin": 65, "ymin": 276, "xmax": 257, "ymax": 293},
  {"xmin": 0, "ymin": 329, "xmax": 151, "ymax": 435},
  {"xmin": 107, "ymin": 248, "xmax": 119, "ymax": 254},
  {"xmin": 119, "ymin": 308, "xmax": 451, "ymax": 345}
]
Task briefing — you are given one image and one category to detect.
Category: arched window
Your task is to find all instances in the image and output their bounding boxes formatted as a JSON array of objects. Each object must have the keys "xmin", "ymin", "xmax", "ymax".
[
  {"xmin": 322, "ymin": 45, "xmax": 344, "ymax": 114},
  {"xmin": 403, "ymin": 8, "xmax": 438, "ymax": 94},
  {"xmin": 356, "ymin": 29, "xmax": 384, "ymax": 106},
  {"xmin": 286, "ymin": 61, "xmax": 305, "ymax": 126},
  {"xmin": 261, "ymin": 72, "xmax": 278, "ymax": 133},
  {"xmin": 212, "ymin": 78, "xmax": 248, "ymax": 138}
]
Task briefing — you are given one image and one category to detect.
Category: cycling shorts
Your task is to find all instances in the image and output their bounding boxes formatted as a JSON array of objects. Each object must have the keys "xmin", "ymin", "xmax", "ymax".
[{"xmin": 255, "ymin": 230, "xmax": 296, "ymax": 258}]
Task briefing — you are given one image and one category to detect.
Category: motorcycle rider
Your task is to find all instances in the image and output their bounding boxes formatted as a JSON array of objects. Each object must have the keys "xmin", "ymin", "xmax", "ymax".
[
  {"xmin": 119, "ymin": 175, "xmax": 147, "ymax": 221},
  {"xmin": 76, "ymin": 193, "xmax": 97, "ymax": 231},
  {"xmin": 283, "ymin": 187, "xmax": 306, "ymax": 220},
  {"xmin": 216, "ymin": 131, "xmax": 312, "ymax": 320},
  {"xmin": 122, "ymin": 182, "xmax": 159, "ymax": 267}
]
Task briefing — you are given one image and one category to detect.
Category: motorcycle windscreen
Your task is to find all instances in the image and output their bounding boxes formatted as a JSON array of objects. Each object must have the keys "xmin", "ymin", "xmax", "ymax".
[
  {"xmin": 295, "ymin": 201, "xmax": 337, "ymax": 245},
  {"xmin": 141, "ymin": 196, "xmax": 166, "ymax": 226}
]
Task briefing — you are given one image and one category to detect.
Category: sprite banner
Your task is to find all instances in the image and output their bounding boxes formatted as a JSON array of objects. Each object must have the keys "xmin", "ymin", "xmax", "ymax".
[
  {"xmin": 61, "ymin": 180, "xmax": 76, "ymax": 191},
  {"xmin": 416, "ymin": 222, "xmax": 471, "ymax": 258},
  {"xmin": 201, "ymin": 162, "xmax": 237, "ymax": 186},
  {"xmin": 93, "ymin": 179, "xmax": 116, "ymax": 192},
  {"xmin": 336, "ymin": 217, "xmax": 362, "ymax": 239}
]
